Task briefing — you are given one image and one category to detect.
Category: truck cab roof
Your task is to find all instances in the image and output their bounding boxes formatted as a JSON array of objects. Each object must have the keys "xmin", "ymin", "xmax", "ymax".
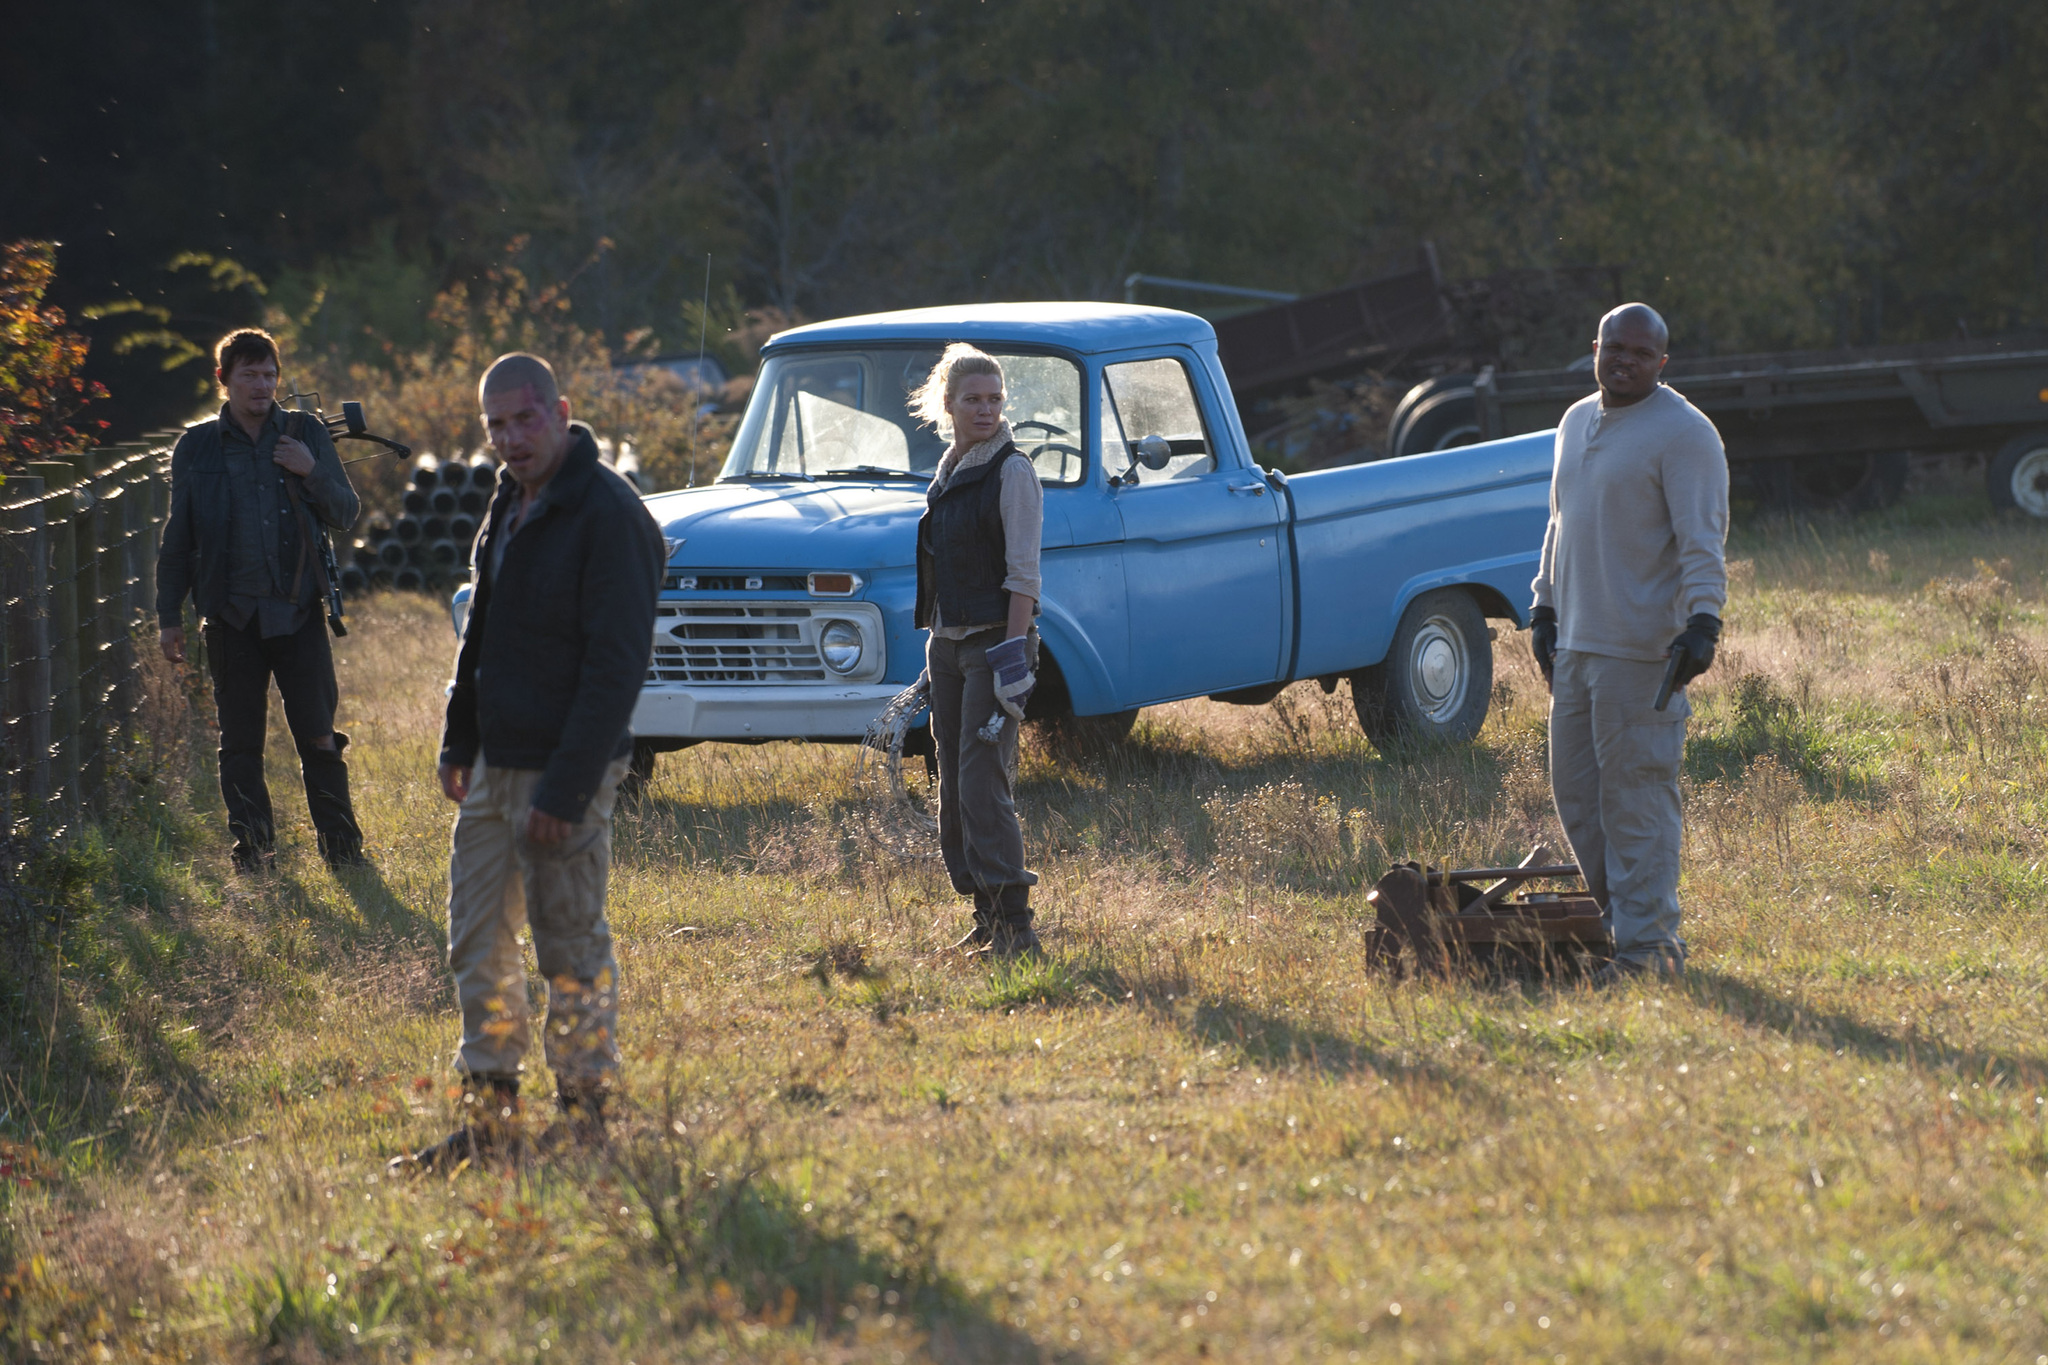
[{"xmin": 765, "ymin": 302, "xmax": 1218, "ymax": 356}]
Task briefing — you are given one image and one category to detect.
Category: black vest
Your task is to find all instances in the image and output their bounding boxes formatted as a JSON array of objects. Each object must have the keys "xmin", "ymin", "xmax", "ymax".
[{"xmin": 915, "ymin": 444, "xmax": 1024, "ymax": 630}]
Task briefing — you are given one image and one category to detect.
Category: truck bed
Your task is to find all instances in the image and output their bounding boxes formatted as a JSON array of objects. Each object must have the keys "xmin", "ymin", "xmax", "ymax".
[{"xmin": 1284, "ymin": 431, "xmax": 1553, "ymax": 678}]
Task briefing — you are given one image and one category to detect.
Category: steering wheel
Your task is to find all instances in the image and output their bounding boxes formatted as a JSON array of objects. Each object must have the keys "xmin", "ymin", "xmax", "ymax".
[
  {"xmin": 1023, "ymin": 441, "xmax": 1084, "ymax": 480},
  {"xmin": 1013, "ymin": 419, "xmax": 1071, "ymax": 438}
]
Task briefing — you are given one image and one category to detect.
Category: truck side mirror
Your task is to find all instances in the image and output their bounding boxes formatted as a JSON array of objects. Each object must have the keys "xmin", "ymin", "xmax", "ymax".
[
  {"xmin": 1136, "ymin": 433, "xmax": 1174, "ymax": 471},
  {"xmin": 342, "ymin": 400, "xmax": 367, "ymax": 435}
]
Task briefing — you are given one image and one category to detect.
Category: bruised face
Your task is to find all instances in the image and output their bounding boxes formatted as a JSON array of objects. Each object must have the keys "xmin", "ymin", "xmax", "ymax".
[
  {"xmin": 1593, "ymin": 314, "xmax": 1668, "ymax": 407},
  {"xmin": 221, "ymin": 357, "xmax": 279, "ymax": 427},
  {"xmin": 947, "ymin": 372, "xmax": 1005, "ymax": 446},
  {"xmin": 482, "ymin": 383, "xmax": 572, "ymax": 489}
]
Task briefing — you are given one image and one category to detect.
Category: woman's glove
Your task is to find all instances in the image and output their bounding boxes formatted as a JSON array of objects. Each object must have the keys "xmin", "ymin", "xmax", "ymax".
[{"xmin": 986, "ymin": 635, "xmax": 1036, "ymax": 721}]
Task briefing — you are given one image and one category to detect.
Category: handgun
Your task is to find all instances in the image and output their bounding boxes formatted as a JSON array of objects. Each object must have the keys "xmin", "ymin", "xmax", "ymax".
[{"xmin": 1654, "ymin": 644, "xmax": 1689, "ymax": 711}]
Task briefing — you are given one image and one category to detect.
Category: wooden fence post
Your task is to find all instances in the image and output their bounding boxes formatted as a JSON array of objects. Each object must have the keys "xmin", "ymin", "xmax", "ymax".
[
  {"xmin": 2, "ymin": 478, "xmax": 52, "ymax": 845},
  {"xmin": 71, "ymin": 448, "xmax": 112, "ymax": 814},
  {"xmin": 24, "ymin": 462, "xmax": 79, "ymax": 832},
  {"xmin": 101, "ymin": 452, "xmax": 142, "ymax": 756}
]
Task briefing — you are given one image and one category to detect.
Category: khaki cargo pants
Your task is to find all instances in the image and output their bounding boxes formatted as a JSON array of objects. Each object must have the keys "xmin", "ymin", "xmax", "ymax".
[
  {"xmin": 1549, "ymin": 649, "xmax": 1690, "ymax": 970},
  {"xmin": 445, "ymin": 755, "xmax": 629, "ymax": 1086}
]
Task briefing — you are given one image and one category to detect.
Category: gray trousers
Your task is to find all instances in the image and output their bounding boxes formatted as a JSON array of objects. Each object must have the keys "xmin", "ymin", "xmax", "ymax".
[
  {"xmin": 927, "ymin": 629, "xmax": 1037, "ymax": 922},
  {"xmin": 1549, "ymin": 650, "xmax": 1689, "ymax": 968},
  {"xmin": 445, "ymin": 755, "xmax": 629, "ymax": 1085}
]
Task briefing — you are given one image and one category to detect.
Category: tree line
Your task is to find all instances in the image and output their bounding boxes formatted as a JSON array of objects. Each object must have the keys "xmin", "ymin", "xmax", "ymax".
[{"xmin": 4, "ymin": 0, "xmax": 2042, "ymax": 441}]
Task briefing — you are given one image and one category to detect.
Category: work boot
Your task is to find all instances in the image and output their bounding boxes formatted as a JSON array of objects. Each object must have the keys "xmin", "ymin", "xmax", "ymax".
[
  {"xmin": 301, "ymin": 732, "xmax": 367, "ymax": 870},
  {"xmin": 231, "ymin": 843, "xmax": 277, "ymax": 876},
  {"xmin": 219, "ymin": 750, "xmax": 276, "ymax": 873},
  {"xmin": 984, "ymin": 922, "xmax": 1043, "ymax": 959},
  {"xmin": 949, "ymin": 891, "xmax": 996, "ymax": 952},
  {"xmin": 979, "ymin": 886, "xmax": 1041, "ymax": 959},
  {"xmin": 388, "ymin": 1073, "xmax": 522, "ymax": 1177},
  {"xmin": 537, "ymin": 1079, "xmax": 611, "ymax": 1156}
]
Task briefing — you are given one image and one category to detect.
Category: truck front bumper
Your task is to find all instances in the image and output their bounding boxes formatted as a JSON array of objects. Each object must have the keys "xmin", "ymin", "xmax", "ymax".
[{"xmin": 631, "ymin": 682, "xmax": 908, "ymax": 742}]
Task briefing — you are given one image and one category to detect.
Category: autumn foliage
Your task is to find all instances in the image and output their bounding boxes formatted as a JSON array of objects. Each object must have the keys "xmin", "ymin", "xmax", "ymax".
[{"xmin": 0, "ymin": 240, "xmax": 108, "ymax": 472}]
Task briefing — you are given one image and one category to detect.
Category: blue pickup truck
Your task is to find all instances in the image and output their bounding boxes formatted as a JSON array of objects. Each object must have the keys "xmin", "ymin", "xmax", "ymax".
[{"xmin": 456, "ymin": 303, "xmax": 1555, "ymax": 774}]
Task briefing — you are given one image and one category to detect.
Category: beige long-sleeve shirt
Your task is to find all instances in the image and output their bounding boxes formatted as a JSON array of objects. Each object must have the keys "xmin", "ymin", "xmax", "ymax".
[
  {"xmin": 1530, "ymin": 384, "xmax": 1728, "ymax": 663},
  {"xmin": 928, "ymin": 421, "xmax": 1044, "ymax": 638}
]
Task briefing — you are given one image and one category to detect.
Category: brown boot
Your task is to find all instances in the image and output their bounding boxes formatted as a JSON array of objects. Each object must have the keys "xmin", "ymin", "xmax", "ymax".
[
  {"xmin": 537, "ymin": 1080, "xmax": 610, "ymax": 1156},
  {"xmin": 979, "ymin": 887, "xmax": 1041, "ymax": 959},
  {"xmin": 388, "ymin": 1073, "xmax": 522, "ymax": 1176},
  {"xmin": 950, "ymin": 891, "xmax": 996, "ymax": 951},
  {"xmin": 302, "ymin": 731, "xmax": 368, "ymax": 870}
]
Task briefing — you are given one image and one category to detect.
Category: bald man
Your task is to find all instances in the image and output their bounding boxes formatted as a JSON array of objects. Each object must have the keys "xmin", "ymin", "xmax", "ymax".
[
  {"xmin": 394, "ymin": 352, "xmax": 664, "ymax": 1174},
  {"xmin": 1529, "ymin": 304, "xmax": 1728, "ymax": 984}
]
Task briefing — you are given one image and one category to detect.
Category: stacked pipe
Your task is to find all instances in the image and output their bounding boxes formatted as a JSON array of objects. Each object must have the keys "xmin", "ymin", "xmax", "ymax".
[{"xmin": 337, "ymin": 454, "xmax": 501, "ymax": 594}]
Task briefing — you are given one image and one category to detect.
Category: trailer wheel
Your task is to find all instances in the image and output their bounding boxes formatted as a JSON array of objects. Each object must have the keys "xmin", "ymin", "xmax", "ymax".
[
  {"xmin": 1987, "ymin": 429, "xmax": 2048, "ymax": 517},
  {"xmin": 1389, "ymin": 387, "xmax": 1482, "ymax": 459},
  {"xmin": 1748, "ymin": 451, "xmax": 1908, "ymax": 513},
  {"xmin": 1352, "ymin": 589, "xmax": 1493, "ymax": 747}
]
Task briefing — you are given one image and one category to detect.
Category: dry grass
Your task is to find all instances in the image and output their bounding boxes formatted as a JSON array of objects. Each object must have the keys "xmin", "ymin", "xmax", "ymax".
[{"xmin": 3, "ymin": 488, "xmax": 2046, "ymax": 1362}]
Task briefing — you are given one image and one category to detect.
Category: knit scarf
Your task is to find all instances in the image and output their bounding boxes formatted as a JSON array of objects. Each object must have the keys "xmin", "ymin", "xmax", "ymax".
[{"xmin": 930, "ymin": 420, "xmax": 1015, "ymax": 495}]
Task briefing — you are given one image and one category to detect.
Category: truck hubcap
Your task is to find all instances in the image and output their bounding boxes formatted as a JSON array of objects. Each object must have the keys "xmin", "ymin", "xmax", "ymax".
[
  {"xmin": 2015, "ymin": 446, "xmax": 2048, "ymax": 517},
  {"xmin": 1409, "ymin": 617, "xmax": 1469, "ymax": 723}
]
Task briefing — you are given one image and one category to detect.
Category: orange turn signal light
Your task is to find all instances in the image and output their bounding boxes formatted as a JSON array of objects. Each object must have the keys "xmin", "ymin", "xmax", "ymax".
[{"xmin": 807, "ymin": 572, "xmax": 858, "ymax": 596}]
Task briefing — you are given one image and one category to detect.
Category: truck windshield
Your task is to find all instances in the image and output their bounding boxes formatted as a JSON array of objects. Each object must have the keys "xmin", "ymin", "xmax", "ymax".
[{"xmin": 719, "ymin": 348, "xmax": 1086, "ymax": 485}]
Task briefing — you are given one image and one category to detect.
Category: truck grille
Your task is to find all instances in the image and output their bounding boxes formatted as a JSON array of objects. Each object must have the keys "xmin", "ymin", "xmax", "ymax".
[
  {"xmin": 663, "ymin": 571, "xmax": 807, "ymax": 592},
  {"xmin": 649, "ymin": 604, "xmax": 826, "ymax": 683}
]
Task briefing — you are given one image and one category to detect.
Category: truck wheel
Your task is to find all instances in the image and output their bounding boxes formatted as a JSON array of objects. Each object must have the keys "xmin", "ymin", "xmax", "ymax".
[
  {"xmin": 620, "ymin": 738, "xmax": 698, "ymax": 801},
  {"xmin": 1987, "ymin": 429, "xmax": 2048, "ymax": 516},
  {"xmin": 1352, "ymin": 589, "xmax": 1492, "ymax": 747},
  {"xmin": 619, "ymin": 739, "xmax": 662, "ymax": 802}
]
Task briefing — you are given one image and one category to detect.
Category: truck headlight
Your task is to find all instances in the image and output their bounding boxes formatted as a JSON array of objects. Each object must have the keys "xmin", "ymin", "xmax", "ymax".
[{"xmin": 819, "ymin": 619, "xmax": 863, "ymax": 674}]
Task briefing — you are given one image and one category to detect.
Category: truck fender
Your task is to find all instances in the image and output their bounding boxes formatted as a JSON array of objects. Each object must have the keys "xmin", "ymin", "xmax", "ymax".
[
  {"xmin": 1379, "ymin": 556, "xmax": 1534, "ymax": 659},
  {"xmin": 1033, "ymin": 596, "xmax": 1120, "ymax": 717}
]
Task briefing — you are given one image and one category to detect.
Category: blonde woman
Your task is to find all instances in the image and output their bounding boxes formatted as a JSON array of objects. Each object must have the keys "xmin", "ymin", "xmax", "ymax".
[{"xmin": 911, "ymin": 344, "xmax": 1044, "ymax": 956}]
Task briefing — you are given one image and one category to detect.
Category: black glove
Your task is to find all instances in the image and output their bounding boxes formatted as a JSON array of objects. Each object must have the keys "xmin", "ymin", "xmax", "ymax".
[
  {"xmin": 1667, "ymin": 613, "xmax": 1721, "ymax": 686},
  {"xmin": 1529, "ymin": 605, "xmax": 1558, "ymax": 681}
]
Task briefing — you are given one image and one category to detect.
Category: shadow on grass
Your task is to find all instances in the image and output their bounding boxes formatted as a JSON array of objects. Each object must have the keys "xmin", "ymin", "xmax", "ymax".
[
  {"xmin": 330, "ymin": 859, "xmax": 445, "ymax": 950},
  {"xmin": 0, "ymin": 823, "xmax": 449, "ymax": 1158},
  {"xmin": 594, "ymin": 1098, "xmax": 1067, "ymax": 1364},
  {"xmin": 1687, "ymin": 968, "xmax": 2048, "ymax": 1083},
  {"xmin": 1144, "ymin": 993, "xmax": 1502, "ymax": 1113},
  {"xmin": 613, "ymin": 790, "xmax": 816, "ymax": 871},
  {"xmin": 0, "ymin": 828, "xmax": 220, "ymax": 1152}
]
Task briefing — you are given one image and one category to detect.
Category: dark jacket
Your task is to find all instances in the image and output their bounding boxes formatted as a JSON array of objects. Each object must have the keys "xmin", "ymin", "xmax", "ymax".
[
  {"xmin": 914, "ymin": 443, "xmax": 1023, "ymax": 630},
  {"xmin": 155, "ymin": 404, "xmax": 360, "ymax": 629},
  {"xmin": 439, "ymin": 423, "xmax": 664, "ymax": 823}
]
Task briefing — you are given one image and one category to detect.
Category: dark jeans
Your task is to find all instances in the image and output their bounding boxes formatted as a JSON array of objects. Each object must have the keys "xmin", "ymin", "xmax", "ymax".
[
  {"xmin": 926, "ymin": 628, "xmax": 1037, "ymax": 927},
  {"xmin": 203, "ymin": 613, "xmax": 362, "ymax": 865}
]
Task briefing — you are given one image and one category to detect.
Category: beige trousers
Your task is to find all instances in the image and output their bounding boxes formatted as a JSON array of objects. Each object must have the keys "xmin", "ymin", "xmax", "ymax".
[
  {"xmin": 1548, "ymin": 650, "xmax": 1689, "ymax": 968},
  {"xmin": 445, "ymin": 755, "xmax": 629, "ymax": 1084}
]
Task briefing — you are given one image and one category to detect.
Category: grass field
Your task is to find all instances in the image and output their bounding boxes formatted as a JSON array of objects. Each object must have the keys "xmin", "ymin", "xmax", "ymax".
[{"xmin": 3, "ymin": 483, "xmax": 2045, "ymax": 1363}]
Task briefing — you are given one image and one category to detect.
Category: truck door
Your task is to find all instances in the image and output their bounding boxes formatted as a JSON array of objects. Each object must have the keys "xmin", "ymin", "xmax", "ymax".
[{"xmin": 1103, "ymin": 354, "xmax": 1285, "ymax": 704}]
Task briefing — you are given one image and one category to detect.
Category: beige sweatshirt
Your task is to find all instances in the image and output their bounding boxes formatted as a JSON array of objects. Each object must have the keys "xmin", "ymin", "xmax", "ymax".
[
  {"xmin": 1530, "ymin": 384, "xmax": 1729, "ymax": 663},
  {"xmin": 928, "ymin": 421, "xmax": 1044, "ymax": 638}
]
